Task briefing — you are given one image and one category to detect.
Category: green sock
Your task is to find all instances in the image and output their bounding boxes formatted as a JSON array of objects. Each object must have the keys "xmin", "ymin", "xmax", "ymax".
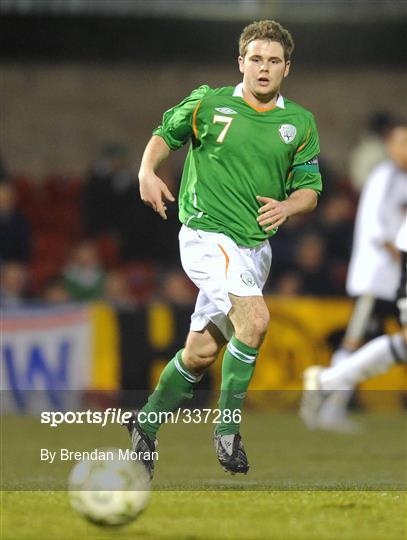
[
  {"xmin": 139, "ymin": 349, "xmax": 201, "ymax": 441},
  {"xmin": 217, "ymin": 336, "xmax": 258, "ymax": 436}
]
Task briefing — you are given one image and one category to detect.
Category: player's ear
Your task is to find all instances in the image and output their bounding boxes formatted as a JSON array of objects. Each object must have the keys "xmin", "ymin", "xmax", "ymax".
[
  {"xmin": 238, "ymin": 56, "xmax": 244, "ymax": 74},
  {"xmin": 284, "ymin": 60, "xmax": 291, "ymax": 78}
]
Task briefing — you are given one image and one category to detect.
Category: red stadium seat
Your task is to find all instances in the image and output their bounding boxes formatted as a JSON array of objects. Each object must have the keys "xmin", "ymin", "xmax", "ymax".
[
  {"xmin": 28, "ymin": 259, "xmax": 63, "ymax": 295},
  {"xmin": 33, "ymin": 232, "xmax": 73, "ymax": 265},
  {"xmin": 95, "ymin": 234, "xmax": 120, "ymax": 269},
  {"xmin": 123, "ymin": 261, "xmax": 157, "ymax": 303}
]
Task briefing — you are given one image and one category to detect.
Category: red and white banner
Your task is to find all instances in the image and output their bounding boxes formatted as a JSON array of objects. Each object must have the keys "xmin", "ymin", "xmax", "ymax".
[{"xmin": 1, "ymin": 305, "xmax": 92, "ymax": 410}]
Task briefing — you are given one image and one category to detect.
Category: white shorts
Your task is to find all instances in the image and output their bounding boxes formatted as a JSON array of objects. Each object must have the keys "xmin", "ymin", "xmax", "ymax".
[{"xmin": 179, "ymin": 225, "xmax": 272, "ymax": 340}]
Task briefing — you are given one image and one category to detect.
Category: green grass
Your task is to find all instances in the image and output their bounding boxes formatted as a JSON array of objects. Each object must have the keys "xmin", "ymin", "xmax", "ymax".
[
  {"xmin": 2, "ymin": 411, "xmax": 407, "ymax": 539},
  {"xmin": 3, "ymin": 411, "xmax": 406, "ymax": 491},
  {"xmin": 2, "ymin": 490, "xmax": 406, "ymax": 540}
]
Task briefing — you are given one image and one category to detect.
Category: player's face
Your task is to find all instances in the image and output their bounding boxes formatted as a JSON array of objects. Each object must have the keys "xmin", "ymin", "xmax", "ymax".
[
  {"xmin": 386, "ymin": 126, "xmax": 407, "ymax": 171},
  {"xmin": 238, "ymin": 39, "xmax": 290, "ymax": 105}
]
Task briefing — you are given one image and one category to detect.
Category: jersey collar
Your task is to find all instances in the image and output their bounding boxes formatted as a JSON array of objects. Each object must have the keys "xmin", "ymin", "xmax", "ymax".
[{"xmin": 233, "ymin": 82, "xmax": 285, "ymax": 110}]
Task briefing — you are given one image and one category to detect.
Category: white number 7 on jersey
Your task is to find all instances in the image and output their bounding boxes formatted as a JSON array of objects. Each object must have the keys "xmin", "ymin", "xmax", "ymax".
[{"xmin": 213, "ymin": 115, "xmax": 234, "ymax": 143}]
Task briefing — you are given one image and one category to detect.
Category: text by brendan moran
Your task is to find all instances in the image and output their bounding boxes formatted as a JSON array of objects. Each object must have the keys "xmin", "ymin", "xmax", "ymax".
[{"xmin": 40, "ymin": 448, "xmax": 159, "ymax": 464}]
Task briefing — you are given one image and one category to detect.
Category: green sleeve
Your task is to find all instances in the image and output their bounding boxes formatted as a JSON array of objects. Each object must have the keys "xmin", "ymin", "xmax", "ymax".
[
  {"xmin": 289, "ymin": 113, "xmax": 322, "ymax": 194},
  {"xmin": 152, "ymin": 85, "xmax": 211, "ymax": 150}
]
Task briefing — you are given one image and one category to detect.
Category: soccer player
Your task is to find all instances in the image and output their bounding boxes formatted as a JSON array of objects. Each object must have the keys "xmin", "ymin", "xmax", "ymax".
[
  {"xmin": 300, "ymin": 216, "xmax": 407, "ymax": 429},
  {"xmin": 125, "ymin": 20, "xmax": 322, "ymax": 477},
  {"xmin": 312, "ymin": 123, "xmax": 407, "ymax": 431}
]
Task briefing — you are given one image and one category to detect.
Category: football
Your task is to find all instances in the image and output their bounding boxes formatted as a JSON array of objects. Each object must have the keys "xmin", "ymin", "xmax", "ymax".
[{"xmin": 68, "ymin": 448, "xmax": 151, "ymax": 526}]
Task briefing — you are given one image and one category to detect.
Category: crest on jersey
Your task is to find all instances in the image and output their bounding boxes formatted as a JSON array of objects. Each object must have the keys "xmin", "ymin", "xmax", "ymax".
[
  {"xmin": 278, "ymin": 124, "xmax": 297, "ymax": 144},
  {"xmin": 240, "ymin": 272, "xmax": 255, "ymax": 287},
  {"xmin": 215, "ymin": 107, "xmax": 237, "ymax": 115}
]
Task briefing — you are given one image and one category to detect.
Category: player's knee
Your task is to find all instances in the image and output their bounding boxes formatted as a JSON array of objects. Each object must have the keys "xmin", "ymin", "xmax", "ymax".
[
  {"xmin": 251, "ymin": 310, "xmax": 270, "ymax": 340},
  {"xmin": 390, "ymin": 333, "xmax": 407, "ymax": 363},
  {"xmin": 182, "ymin": 347, "xmax": 217, "ymax": 373},
  {"xmin": 182, "ymin": 326, "xmax": 225, "ymax": 374},
  {"xmin": 235, "ymin": 307, "xmax": 270, "ymax": 347}
]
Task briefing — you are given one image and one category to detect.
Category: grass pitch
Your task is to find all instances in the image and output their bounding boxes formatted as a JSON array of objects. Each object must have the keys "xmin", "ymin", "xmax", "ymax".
[
  {"xmin": 2, "ymin": 490, "xmax": 406, "ymax": 540},
  {"xmin": 2, "ymin": 411, "xmax": 406, "ymax": 539}
]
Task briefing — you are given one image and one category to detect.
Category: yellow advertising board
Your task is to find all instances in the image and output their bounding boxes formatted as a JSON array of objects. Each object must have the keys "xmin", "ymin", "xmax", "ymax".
[{"xmin": 90, "ymin": 298, "xmax": 406, "ymax": 409}]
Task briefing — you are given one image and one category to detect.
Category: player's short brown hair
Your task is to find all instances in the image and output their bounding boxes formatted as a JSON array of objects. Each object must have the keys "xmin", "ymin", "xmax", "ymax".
[{"xmin": 239, "ymin": 20, "xmax": 294, "ymax": 61}]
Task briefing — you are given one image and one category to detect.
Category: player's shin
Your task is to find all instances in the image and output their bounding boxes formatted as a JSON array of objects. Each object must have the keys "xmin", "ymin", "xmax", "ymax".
[
  {"xmin": 139, "ymin": 349, "xmax": 201, "ymax": 440},
  {"xmin": 320, "ymin": 333, "xmax": 406, "ymax": 391},
  {"xmin": 216, "ymin": 336, "xmax": 258, "ymax": 435}
]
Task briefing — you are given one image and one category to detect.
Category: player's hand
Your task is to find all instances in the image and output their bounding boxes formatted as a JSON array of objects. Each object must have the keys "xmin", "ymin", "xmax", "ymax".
[
  {"xmin": 139, "ymin": 172, "xmax": 175, "ymax": 220},
  {"xmin": 256, "ymin": 196, "xmax": 289, "ymax": 231},
  {"xmin": 383, "ymin": 241, "xmax": 401, "ymax": 263}
]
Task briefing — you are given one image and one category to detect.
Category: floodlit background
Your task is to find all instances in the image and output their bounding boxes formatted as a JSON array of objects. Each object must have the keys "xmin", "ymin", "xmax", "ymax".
[
  {"xmin": 0, "ymin": 0, "xmax": 406, "ymax": 396},
  {"xmin": 1, "ymin": 3, "xmax": 407, "ymax": 540},
  {"xmin": 1, "ymin": 1, "xmax": 406, "ymax": 409}
]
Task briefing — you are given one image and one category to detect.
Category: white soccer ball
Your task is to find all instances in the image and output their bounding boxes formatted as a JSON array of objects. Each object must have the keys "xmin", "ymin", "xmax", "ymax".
[{"xmin": 68, "ymin": 448, "xmax": 151, "ymax": 526}]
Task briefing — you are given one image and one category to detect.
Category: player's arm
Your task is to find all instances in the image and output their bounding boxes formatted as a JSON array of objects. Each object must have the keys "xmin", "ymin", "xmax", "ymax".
[
  {"xmin": 360, "ymin": 169, "xmax": 401, "ymax": 260},
  {"xmin": 257, "ymin": 111, "xmax": 322, "ymax": 231},
  {"xmin": 139, "ymin": 84, "xmax": 210, "ymax": 220},
  {"xmin": 256, "ymin": 189, "xmax": 318, "ymax": 231},
  {"xmin": 139, "ymin": 135, "xmax": 175, "ymax": 220}
]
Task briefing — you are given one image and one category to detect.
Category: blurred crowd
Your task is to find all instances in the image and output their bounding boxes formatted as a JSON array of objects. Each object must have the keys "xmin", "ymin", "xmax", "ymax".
[{"xmin": 0, "ymin": 111, "xmax": 398, "ymax": 308}]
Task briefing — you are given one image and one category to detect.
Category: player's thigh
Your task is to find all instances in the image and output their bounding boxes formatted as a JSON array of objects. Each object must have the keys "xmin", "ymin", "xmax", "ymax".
[
  {"xmin": 228, "ymin": 294, "xmax": 270, "ymax": 337},
  {"xmin": 183, "ymin": 321, "xmax": 227, "ymax": 371},
  {"xmin": 179, "ymin": 226, "xmax": 231, "ymax": 315}
]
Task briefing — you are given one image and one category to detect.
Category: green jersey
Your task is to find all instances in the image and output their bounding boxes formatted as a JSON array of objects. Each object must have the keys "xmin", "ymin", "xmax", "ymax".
[{"xmin": 153, "ymin": 83, "xmax": 322, "ymax": 247}]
